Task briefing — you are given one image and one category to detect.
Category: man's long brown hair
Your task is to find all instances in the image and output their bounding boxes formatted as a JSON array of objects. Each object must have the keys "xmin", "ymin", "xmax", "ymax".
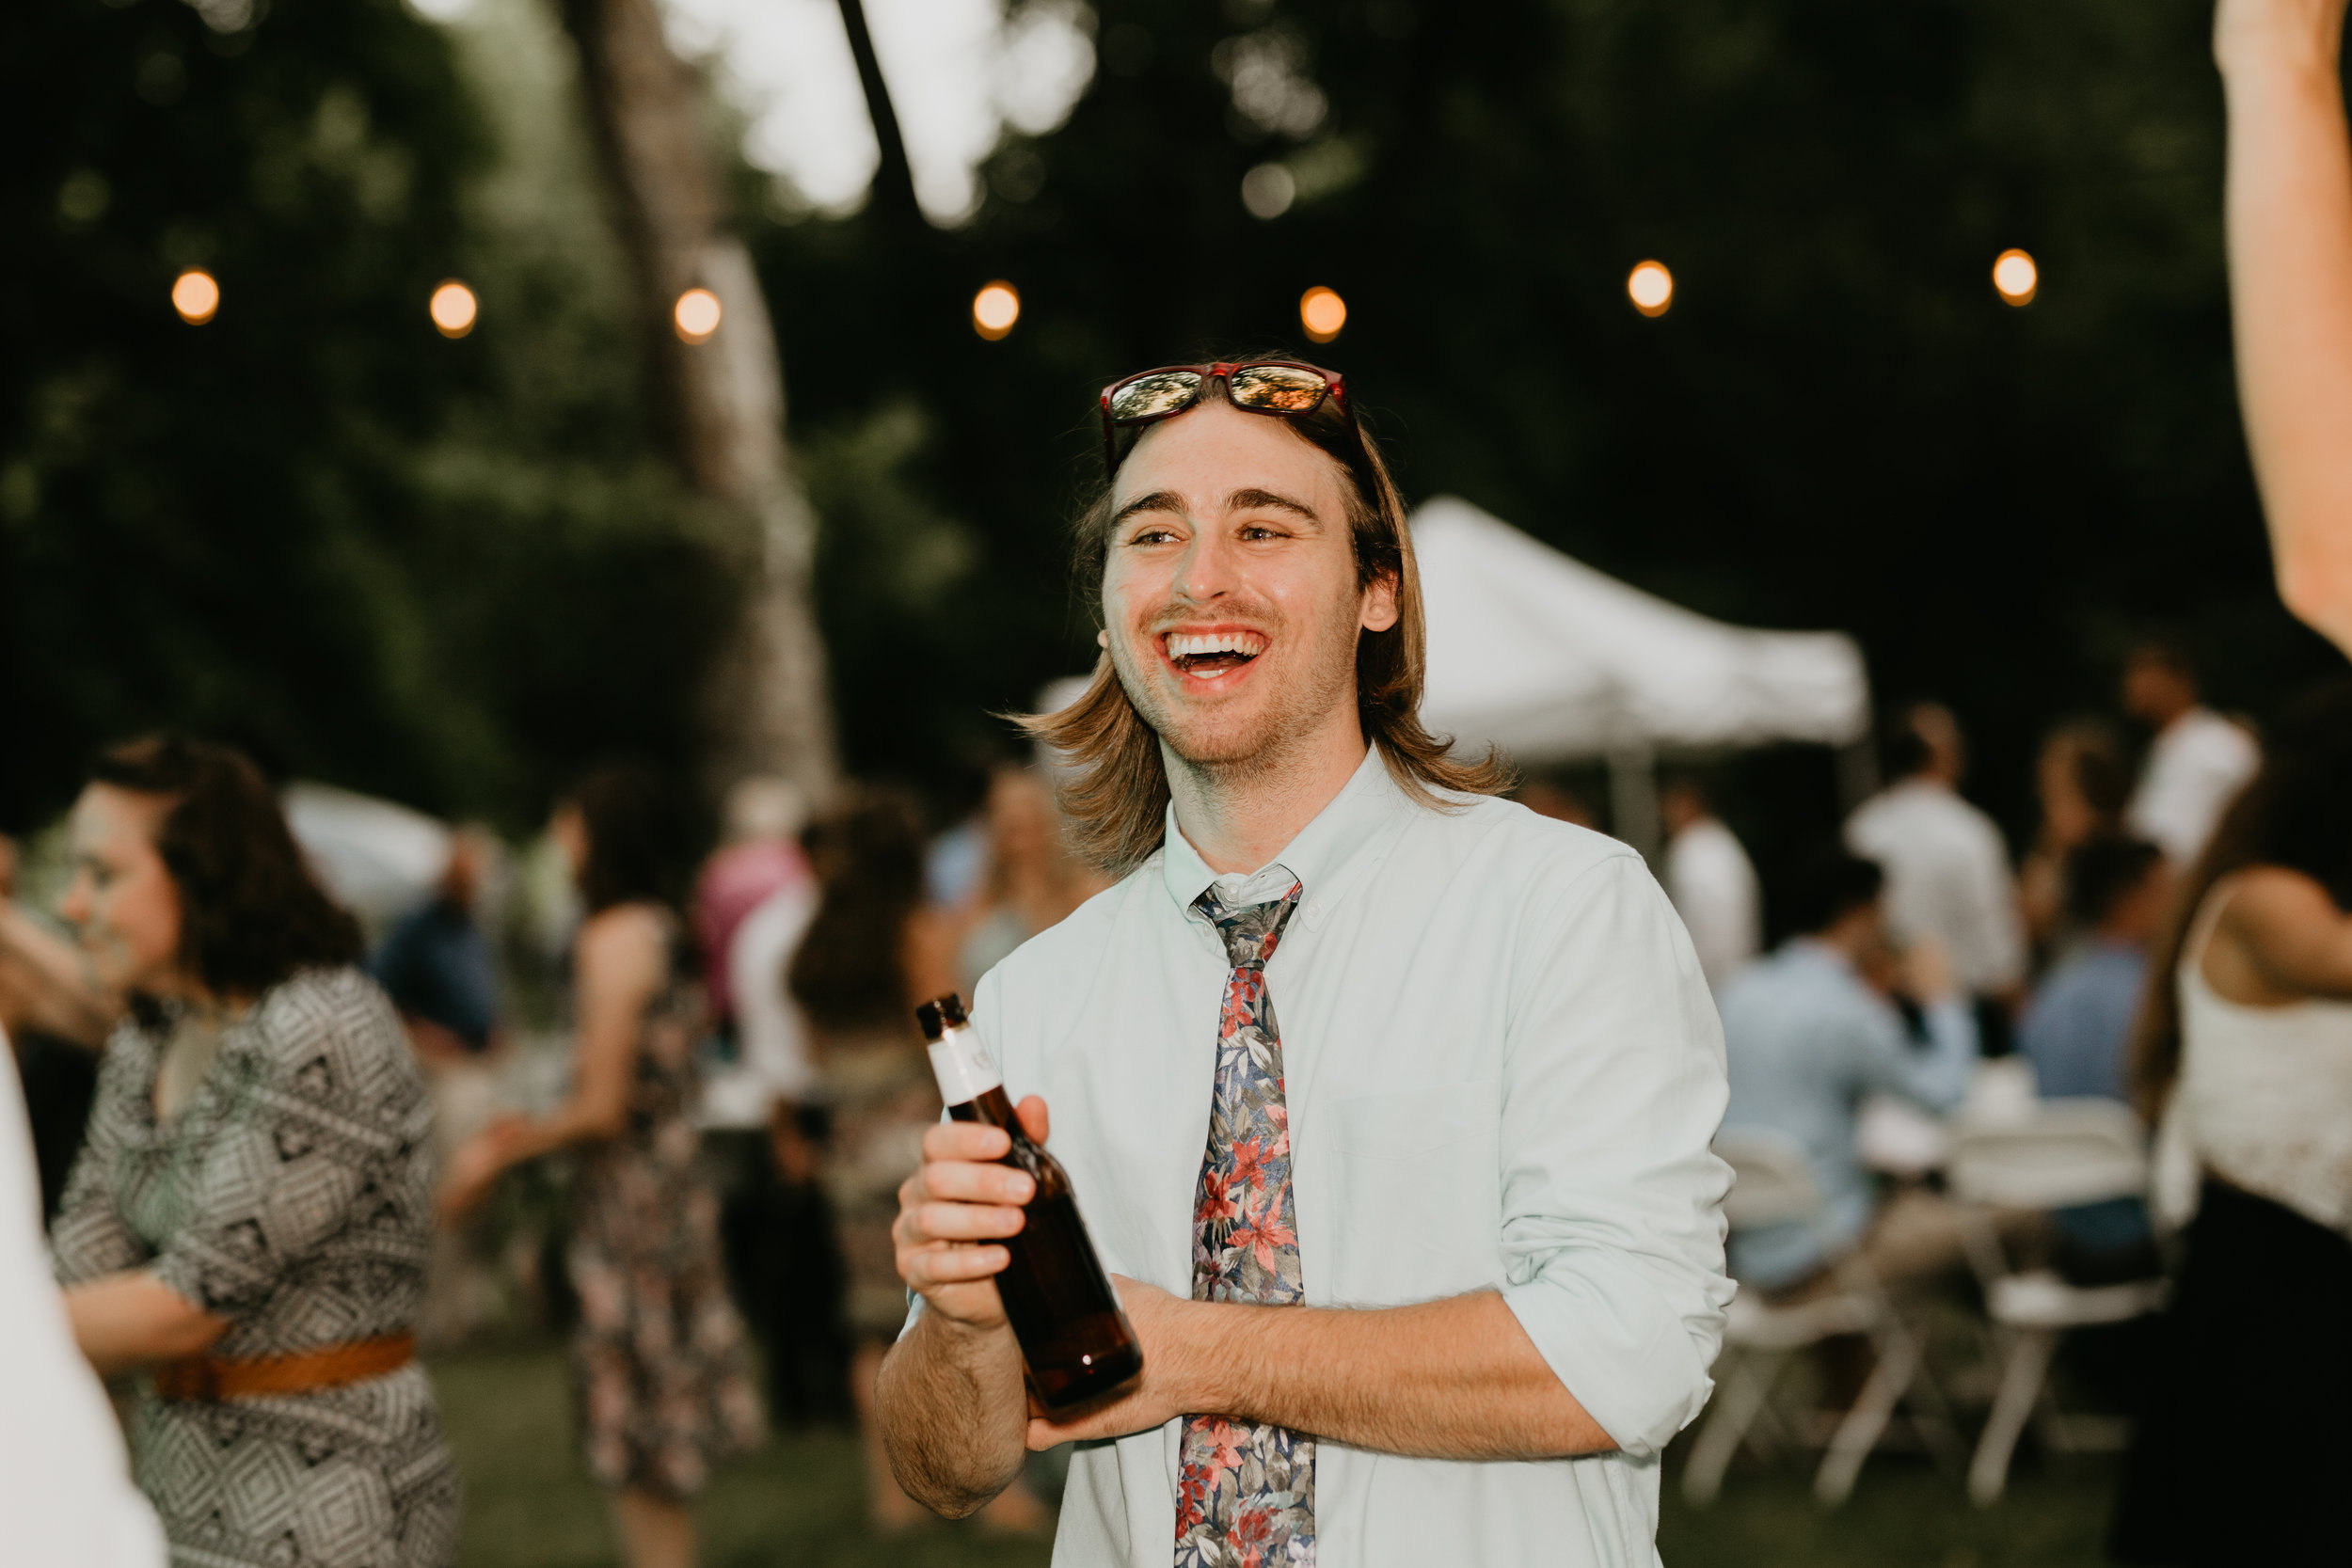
[{"xmin": 1019, "ymin": 371, "xmax": 1511, "ymax": 873}]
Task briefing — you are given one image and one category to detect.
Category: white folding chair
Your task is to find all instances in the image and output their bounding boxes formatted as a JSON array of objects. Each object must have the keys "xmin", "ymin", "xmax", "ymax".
[
  {"xmin": 1684, "ymin": 1130, "xmax": 1953, "ymax": 1507},
  {"xmin": 1945, "ymin": 1098, "xmax": 2168, "ymax": 1505}
]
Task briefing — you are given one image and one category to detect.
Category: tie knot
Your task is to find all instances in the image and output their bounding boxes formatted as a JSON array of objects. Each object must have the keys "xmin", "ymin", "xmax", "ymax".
[{"xmin": 1194, "ymin": 879, "xmax": 1303, "ymax": 971}]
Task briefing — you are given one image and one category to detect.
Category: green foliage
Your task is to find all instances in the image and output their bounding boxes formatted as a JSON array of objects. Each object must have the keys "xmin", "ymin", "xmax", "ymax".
[{"xmin": 0, "ymin": 0, "xmax": 737, "ymax": 831}]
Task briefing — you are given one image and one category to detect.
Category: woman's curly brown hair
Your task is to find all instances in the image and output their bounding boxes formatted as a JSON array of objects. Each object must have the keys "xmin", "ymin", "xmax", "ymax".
[{"xmin": 88, "ymin": 735, "xmax": 361, "ymax": 999}]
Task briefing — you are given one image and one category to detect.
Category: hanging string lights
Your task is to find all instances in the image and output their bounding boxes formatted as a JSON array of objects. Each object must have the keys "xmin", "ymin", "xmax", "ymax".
[
  {"xmin": 972, "ymin": 281, "xmax": 1021, "ymax": 341},
  {"xmin": 171, "ymin": 268, "xmax": 219, "ymax": 325}
]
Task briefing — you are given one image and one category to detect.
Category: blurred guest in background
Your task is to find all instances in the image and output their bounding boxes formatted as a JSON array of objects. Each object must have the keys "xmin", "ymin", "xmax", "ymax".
[
  {"xmin": 50, "ymin": 736, "xmax": 456, "ymax": 1567},
  {"xmin": 1845, "ymin": 701, "xmax": 2026, "ymax": 1051},
  {"xmin": 952, "ymin": 764, "xmax": 1110, "ymax": 995},
  {"xmin": 713, "ymin": 824, "xmax": 847, "ymax": 1429},
  {"xmin": 371, "ymin": 827, "xmax": 501, "ymax": 1061},
  {"xmin": 1718, "ymin": 847, "xmax": 1979, "ymax": 1295},
  {"xmin": 441, "ymin": 765, "xmax": 762, "ymax": 1568},
  {"xmin": 0, "ymin": 832, "xmax": 119, "ymax": 1220},
  {"xmin": 787, "ymin": 789, "xmax": 1043, "ymax": 1531},
  {"xmin": 691, "ymin": 775, "xmax": 809, "ymax": 1057},
  {"xmin": 2017, "ymin": 721, "xmax": 2131, "ymax": 957},
  {"xmin": 2110, "ymin": 682, "xmax": 2352, "ymax": 1566},
  {"xmin": 1659, "ymin": 772, "xmax": 1760, "ymax": 990},
  {"xmin": 2216, "ymin": 0, "xmax": 2352, "ymax": 658},
  {"xmin": 373, "ymin": 827, "xmax": 505, "ymax": 1346},
  {"xmin": 688, "ymin": 777, "xmax": 834, "ymax": 1422},
  {"xmin": 2017, "ymin": 835, "xmax": 2167, "ymax": 1282},
  {"xmin": 2122, "ymin": 641, "xmax": 2259, "ymax": 868}
]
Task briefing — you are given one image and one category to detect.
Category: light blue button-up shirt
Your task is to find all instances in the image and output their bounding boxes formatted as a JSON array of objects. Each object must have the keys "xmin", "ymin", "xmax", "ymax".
[
  {"xmin": 957, "ymin": 750, "xmax": 1733, "ymax": 1568},
  {"xmin": 1717, "ymin": 941, "xmax": 1978, "ymax": 1288}
]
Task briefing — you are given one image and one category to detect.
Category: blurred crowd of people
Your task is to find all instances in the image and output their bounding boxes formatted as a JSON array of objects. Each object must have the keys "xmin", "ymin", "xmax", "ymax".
[
  {"xmin": 0, "ymin": 730, "xmax": 1105, "ymax": 1568},
  {"xmin": 1691, "ymin": 639, "xmax": 2352, "ymax": 1560}
]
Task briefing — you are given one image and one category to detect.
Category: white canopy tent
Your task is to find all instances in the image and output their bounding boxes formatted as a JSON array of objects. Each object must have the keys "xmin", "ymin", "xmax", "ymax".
[
  {"xmin": 281, "ymin": 781, "xmax": 453, "ymax": 932},
  {"xmin": 1411, "ymin": 497, "xmax": 1872, "ymax": 853}
]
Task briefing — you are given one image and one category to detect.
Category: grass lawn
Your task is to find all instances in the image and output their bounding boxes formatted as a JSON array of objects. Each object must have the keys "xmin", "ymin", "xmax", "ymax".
[{"xmin": 433, "ymin": 1341, "xmax": 2117, "ymax": 1567}]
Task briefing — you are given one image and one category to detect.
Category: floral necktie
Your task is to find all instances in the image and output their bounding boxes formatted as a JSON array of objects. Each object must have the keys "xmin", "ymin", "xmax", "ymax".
[{"xmin": 1175, "ymin": 879, "xmax": 1313, "ymax": 1568}]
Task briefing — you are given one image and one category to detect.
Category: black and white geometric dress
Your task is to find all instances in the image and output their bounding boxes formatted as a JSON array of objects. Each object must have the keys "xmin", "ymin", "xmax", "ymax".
[{"xmin": 52, "ymin": 966, "xmax": 459, "ymax": 1568}]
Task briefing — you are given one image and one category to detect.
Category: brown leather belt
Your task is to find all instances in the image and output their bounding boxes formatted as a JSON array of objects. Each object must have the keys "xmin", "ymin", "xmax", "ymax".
[{"xmin": 153, "ymin": 1331, "xmax": 416, "ymax": 1402}]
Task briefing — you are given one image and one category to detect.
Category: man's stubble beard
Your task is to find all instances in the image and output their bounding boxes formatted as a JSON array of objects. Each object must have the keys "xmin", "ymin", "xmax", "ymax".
[{"xmin": 1109, "ymin": 609, "xmax": 1362, "ymax": 784}]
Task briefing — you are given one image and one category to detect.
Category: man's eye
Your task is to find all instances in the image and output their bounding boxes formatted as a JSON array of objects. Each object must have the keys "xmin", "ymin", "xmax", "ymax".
[{"xmin": 1129, "ymin": 527, "xmax": 1179, "ymax": 546}]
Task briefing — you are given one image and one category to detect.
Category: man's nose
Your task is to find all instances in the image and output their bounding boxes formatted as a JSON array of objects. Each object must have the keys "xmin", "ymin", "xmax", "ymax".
[{"xmin": 1173, "ymin": 528, "xmax": 1241, "ymax": 602}]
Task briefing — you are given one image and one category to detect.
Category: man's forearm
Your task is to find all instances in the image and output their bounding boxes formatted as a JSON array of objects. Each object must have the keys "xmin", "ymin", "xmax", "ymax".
[
  {"xmin": 875, "ymin": 1308, "xmax": 1033, "ymax": 1516},
  {"xmin": 1184, "ymin": 1289, "xmax": 1613, "ymax": 1462}
]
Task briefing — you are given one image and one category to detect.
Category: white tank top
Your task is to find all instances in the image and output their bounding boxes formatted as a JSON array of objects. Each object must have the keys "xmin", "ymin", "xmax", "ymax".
[{"xmin": 2160, "ymin": 878, "xmax": 2352, "ymax": 1237}]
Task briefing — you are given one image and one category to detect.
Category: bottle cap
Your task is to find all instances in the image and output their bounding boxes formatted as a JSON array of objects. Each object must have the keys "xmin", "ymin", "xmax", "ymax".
[{"xmin": 915, "ymin": 992, "xmax": 968, "ymax": 1040}]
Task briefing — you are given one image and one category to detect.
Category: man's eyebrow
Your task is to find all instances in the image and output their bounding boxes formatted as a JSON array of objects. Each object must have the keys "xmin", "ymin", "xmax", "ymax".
[
  {"xmin": 1113, "ymin": 490, "xmax": 1185, "ymax": 526},
  {"xmin": 1229, "ymin": 487, "xmax": 1324, "ymax": 526}
]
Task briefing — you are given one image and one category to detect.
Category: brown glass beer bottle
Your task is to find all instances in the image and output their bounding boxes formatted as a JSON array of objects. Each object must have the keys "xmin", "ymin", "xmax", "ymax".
[{"xmin": 915, "ymin": 992, "xmax": 1144, "ymax": 1413}]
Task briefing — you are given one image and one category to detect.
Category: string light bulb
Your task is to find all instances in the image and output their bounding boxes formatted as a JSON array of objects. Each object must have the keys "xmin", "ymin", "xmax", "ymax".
[
  {"xmin": 1627, "ymin": 261, "xmax": 1673, "ymax": 318},
  {"xmin": 1299, "ymin": 286, "xmax": 1346, "ymax": 343},
  {"xmin": 429, "ymin": 279, "xmax": 477, "ymax": 339},
  {"xmin": 972, "ymin": 281, "xmax": 1021, "ymax": 341},
  {"xmin": 1993, "ymin": 248, "xmax": 2038, "ymax": 306},
  {"xmin": 674, "ymin": 288, "xmax": 722, "ymax": 343},
  {"xmin": 171, "ymin": 268, "xmax": 219, "ymax": 325}
]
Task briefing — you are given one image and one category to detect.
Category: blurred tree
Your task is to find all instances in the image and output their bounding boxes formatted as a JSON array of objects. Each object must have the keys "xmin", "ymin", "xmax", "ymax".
[
  {"xmin": 557, "ymin": 0, "xmax": 837, "ymax": 802},
  {"xmin": 0, "ymin": 0, "xmax": 740, "ymax": 831}
]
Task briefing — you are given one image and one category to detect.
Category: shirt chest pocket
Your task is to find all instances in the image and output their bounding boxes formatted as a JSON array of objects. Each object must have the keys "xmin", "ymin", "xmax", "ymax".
[{"xmin": 1323, "ymin": 1078, "xmax": 1502, "ymax": 1305}]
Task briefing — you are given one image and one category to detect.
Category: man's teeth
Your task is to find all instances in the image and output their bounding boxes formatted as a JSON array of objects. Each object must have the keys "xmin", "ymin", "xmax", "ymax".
[{"xmin": 1165, "ymin": 631, "xmax": 1268, "ymax": 659}]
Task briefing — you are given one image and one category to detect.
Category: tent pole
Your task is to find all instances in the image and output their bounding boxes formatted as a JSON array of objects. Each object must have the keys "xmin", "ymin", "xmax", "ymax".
[
  {"xmin": 1608, "ymin": 744, "xmax": 1661, "ymax": 863},
  {"xmin": 1836, "ymin": 733, "xmax": 1880, "ymax": 816}
]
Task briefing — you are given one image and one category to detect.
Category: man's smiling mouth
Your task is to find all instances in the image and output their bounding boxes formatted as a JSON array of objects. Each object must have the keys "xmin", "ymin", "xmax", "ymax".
[{"xmin": 1161, "ymin": 628, "xmax": 1268, "ymax": 679}]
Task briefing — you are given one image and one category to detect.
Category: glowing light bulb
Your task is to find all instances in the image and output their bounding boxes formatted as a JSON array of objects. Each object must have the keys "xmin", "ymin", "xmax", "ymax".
[
  {"xmin": 1627, "ymin": 261, "xmax": 1673, "ymax": 318},
  {"xmin": 429, "ymin": 279, "xmax": 477, "ymax": 338},
  {"xmin": 1993, "ymin": 248, "xmax": 2038, "ymax": 306},
  {"xmin": 172, "ymin": 268, "xmax": 219, "ymax": 325},
  {"xmin": 972, "ymin": 281, "xmax": 1021, "ymax": 341},
  {"xmin": 674, "ymin": 288, "xmax": 722, "ymax": 343},
  {"xmin": 1299, "ymin": 286, "xmax": 1346, "ymax": 343}
]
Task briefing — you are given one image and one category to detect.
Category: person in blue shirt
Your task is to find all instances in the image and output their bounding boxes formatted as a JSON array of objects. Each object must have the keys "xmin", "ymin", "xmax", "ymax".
[
  {"xmin": 2017, "ymin": 834, "xmax": 2168, "ymax": 1280},
  {"xmin": 1719, "ymin": 847, "xmax": 1979, "ymax": 1294},
  {"xmin": 370, "ymin": 832, "xmax": 500, "ymax": 1059}
]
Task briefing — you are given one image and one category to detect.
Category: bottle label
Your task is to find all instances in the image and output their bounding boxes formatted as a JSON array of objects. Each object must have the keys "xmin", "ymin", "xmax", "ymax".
[{"xmin": 927, "ymin": 1022, "xmax": 1004, "ymax": 1104}]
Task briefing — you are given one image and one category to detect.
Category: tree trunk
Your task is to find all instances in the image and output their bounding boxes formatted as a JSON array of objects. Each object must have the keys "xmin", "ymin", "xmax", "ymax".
[{"xmin": 556, "ymin": 0, "xmax": 837, "ymax": 801}]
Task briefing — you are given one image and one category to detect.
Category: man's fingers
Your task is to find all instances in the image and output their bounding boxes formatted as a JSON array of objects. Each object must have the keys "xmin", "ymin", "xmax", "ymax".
[
  {"xmin": 919, "ymin": 1159, "xmax": 1035, "ymax": 1207},
  {"xmin": 922, "ymin": 1118, "xmax": 1012, "ymax": 1163},
  {"xmin": 1016, "ymin": 1094, "xmax": 1050, "ymax": 1145},
  {"xmin": 916, "ymin": 1200, "xmax": 1028, "ymax": 1242},
  {"xmin": 903, "ymin": 1241, "xmax": 1010, "ymax": 1289}
]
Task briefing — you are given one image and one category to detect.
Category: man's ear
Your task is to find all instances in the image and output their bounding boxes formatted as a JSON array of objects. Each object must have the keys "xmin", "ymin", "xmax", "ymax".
[{"xmin": 1360, "ymin": 571, "xmax": 1401, "ymax": 634}]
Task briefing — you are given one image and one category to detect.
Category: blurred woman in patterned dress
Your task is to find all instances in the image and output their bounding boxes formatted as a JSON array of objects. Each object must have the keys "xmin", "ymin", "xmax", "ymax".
[
  {"xmin": 51, "ymin": 735, "xmax": 458, "ymax": 1567},
  {"xmin": 440, "ymin": 764, "xmax": 761, "ymax": 1568}
]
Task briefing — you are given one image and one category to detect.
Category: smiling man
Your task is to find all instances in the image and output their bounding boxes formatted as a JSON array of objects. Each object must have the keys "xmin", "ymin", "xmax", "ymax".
[{"xmin": 876, "ymin": 359, "xmax": 1732, "ymax": 1567}]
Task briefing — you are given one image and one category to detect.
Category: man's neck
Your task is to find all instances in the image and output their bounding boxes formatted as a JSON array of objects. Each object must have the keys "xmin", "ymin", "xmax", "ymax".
[{"xmin": 1165, "ymin": 718, "xmax": 1372, "ymax": 876}]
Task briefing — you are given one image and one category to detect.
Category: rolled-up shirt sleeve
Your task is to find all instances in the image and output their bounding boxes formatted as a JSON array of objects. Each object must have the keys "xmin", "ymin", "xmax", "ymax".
[{"xmin": 1495, "ymin": 852, "xmax": 1734, "ymax": 1459}]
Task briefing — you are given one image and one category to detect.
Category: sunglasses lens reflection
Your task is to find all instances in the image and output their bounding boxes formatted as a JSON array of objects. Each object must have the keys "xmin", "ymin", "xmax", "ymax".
[
  {"xmin": 1227, "ymin": 364, "xmax": 1327, "ymax": 413},
  {"xmin": 1109, "ymin": 371, "xmax": 1205, "ymax": 423}
]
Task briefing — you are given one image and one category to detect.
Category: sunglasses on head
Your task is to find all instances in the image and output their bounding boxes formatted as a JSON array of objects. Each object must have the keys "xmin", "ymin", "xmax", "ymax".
[{"xmin": 1098, "ymin": 360, "xmax": 1352, "ymax": 478}]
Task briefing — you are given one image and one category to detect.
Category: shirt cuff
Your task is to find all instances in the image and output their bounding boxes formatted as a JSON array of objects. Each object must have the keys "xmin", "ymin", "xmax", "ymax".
[{"xmin": 1502, "ymin": 1265, "xmax": 1722, "ymax": 1460}]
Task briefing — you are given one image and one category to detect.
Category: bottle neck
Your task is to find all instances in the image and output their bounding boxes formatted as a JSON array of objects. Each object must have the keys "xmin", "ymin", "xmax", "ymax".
[{"xmin": 925, "ymin": 1020, "xmax": 1004, "ymax": 1105}]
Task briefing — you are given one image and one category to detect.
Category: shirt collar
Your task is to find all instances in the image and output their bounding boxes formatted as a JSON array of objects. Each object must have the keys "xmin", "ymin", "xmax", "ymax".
[{"xmin": 1158, "ymin": 746, "xmax": 1402, "ymax": 916}]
